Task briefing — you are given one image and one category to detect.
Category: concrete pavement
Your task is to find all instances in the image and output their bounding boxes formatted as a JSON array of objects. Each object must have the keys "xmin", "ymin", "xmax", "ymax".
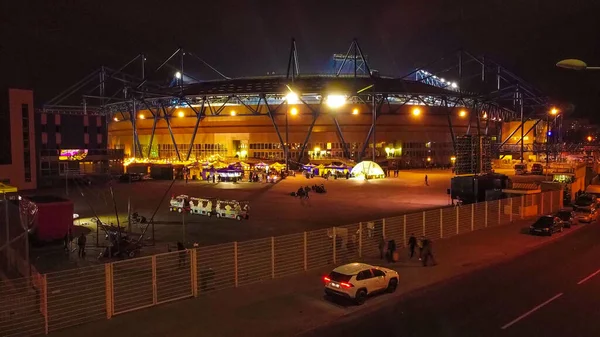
[
  {"xmin": 304, "ymin": 221, "xmax": 600, "ymax": 337},
  {"xmin": 47, "ymin": 216, "xmax": 585, "ymax": 337}
]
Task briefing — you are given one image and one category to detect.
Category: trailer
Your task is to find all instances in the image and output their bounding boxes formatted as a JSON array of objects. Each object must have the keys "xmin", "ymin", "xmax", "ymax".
[
  {"xmin": 189, "ymin": 197, "xmax": 216, "ymax": 216},
  {"xmin": 215, "ymin": 200, "xmax": 250, "ymax": 220}
]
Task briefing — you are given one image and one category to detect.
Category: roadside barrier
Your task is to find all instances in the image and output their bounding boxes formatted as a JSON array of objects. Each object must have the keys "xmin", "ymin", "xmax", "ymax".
[{"xmin": 0, "ymin": 190, "xmax": 561, "ymax": 336}]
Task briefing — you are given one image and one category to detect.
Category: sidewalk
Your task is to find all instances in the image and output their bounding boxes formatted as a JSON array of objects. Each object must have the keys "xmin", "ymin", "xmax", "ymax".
[{"xmin": 49, "ymin": 218, "xmax": 582, "ymax": 337}]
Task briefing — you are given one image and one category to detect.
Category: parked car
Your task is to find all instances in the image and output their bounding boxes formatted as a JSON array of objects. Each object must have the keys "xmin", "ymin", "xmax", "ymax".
[
  {"xmin": 529, "ymin": 215, "xmax": 563, "ymax": 236},
  {"xmin": 531, "ymin": 163, "xmax": 544, "ymax": 175},
  {"xmin": 575, "ymin": 207, "xmax": 598, "ymax": 223},
  {"xmin": 323, "ymin": 263, "xmax": 399, "ymax": 305},
  {"xmin": 555, "ymin": 209, "xmax": 575, "ymax": 228},
  {"xmin": 514, "ymin": 163, "xmax": 528, "ymax": 175}
]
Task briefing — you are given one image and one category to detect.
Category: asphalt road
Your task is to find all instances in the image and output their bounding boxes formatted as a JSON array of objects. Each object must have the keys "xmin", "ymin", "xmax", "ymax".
[{"xmin": 301, "ymin": 222, "xmax": 600, "ymax": 337}]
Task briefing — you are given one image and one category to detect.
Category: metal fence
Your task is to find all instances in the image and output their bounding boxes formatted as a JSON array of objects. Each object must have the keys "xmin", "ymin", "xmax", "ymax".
[{"xmin": 0, "ymin": 190, "xmax": 561, "ymax": 336}]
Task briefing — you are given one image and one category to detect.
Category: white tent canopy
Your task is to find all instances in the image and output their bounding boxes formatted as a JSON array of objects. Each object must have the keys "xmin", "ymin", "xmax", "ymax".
[{"xmin": 351, "ymin": 161, "xmax": 385, "ymax": 179}]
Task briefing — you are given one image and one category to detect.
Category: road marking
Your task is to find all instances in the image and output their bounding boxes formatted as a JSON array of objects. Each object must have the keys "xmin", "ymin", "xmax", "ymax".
[
  {"xmin": 501, "ymin": 293, "xmax": 563, "ymax": 330},
  {"xmin": 577, "ymin": 268, "xmax": 600, "ymax": 285}
]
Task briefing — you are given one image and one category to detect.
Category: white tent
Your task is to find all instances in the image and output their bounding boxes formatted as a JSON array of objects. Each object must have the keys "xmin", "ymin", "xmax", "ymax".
[{"xmin": 350, "ymin": 161, "xmax": 385, "ymax": 179}]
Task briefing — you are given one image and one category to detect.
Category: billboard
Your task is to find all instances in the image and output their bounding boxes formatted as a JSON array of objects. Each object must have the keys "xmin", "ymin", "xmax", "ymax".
[{"xmin": 58, "ymin": 149, "xmax": 88, "ymax": 161}]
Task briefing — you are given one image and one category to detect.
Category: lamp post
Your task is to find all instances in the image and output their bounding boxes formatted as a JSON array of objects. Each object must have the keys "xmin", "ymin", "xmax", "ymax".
[{"xmin": 556, "ymin": 59, "xmax": 600, "ymax": 71}]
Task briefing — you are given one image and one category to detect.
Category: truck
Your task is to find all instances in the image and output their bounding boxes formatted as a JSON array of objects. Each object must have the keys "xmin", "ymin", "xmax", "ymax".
[{"xmin": 450, "ymin": 173, "xmax": 509, "ymax": 205}]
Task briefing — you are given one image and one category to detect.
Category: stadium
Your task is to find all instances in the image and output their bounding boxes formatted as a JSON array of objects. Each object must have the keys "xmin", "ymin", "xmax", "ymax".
[{"xmin": 44, "ymin": 40, "xmax": 559, "ymax": 171}]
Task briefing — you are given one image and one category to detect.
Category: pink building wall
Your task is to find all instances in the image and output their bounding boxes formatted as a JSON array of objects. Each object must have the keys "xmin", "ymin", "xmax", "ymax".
[{"xmin": 0, "ymin": 88, "xmax": 37, "ymax": 190}]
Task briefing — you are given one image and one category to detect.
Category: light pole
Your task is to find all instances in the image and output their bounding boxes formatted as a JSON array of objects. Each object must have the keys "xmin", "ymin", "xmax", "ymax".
[{"xmin": 556, "ymin": 59, "xmax": 600, "ymax": 71}]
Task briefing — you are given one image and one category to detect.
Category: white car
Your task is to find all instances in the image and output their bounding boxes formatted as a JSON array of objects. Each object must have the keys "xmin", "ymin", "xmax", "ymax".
[{"xmin": 323, "ymin": 262, "xmax": 399, "ymax": 305}]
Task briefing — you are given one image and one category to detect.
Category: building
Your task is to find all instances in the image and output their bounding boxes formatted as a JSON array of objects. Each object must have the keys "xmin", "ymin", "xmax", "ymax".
[
  {"xmin": 0, "ymin": 88, "xmax": 36, "ymax": 190},
  {"xmin": 36, "ymin": 112, "xmax": 124, "ymax": 187},
  {"xmin": 106, "ymin": 76, "xmax": 495, "ymax": 168}
]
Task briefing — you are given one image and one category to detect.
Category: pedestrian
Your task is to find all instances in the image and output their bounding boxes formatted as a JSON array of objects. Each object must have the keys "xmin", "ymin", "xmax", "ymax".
[
  {"xmin": 417, "ymin": 236, "xmax": 425, "ymax": 260},
  {"xmin": 387, "ymin": 239, "xmax": 397, "ymax": 262},
  {"xmin": 421, "ymin": 238, "xmax": 436, "ymax": 267},
  {"xmin": 77, "ymin": 233, "xmax": 86, "ymax": 258},
  {"xmin": 425, "ymin": 175, "xmax": 429, "ymax": 186},
  {"xmin": 408, "ymin": 233, "xmax": 417, "ymax": 259},
  {"xmin": 177, "ymin": 241, "xmax": 186, "ymax": 268},
  {"xmin": 378, "ymin": 236, "xmax": 386, "ymax": 260}
]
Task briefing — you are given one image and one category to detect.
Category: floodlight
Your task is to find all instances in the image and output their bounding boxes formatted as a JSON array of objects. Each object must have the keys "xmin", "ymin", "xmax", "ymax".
[{"xmin": 326, "ymin": 94, "xmax": 346, "ymax": 109}]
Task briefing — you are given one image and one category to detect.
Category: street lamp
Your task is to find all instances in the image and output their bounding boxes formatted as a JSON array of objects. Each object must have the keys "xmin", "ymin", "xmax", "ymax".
[
  {"xmin": 587, "ymin": 136, "xmax": 593, "ymax": 142},
  {"xmin": 556, "ymin": 59, "xmax": 600, "ymax": 71}
]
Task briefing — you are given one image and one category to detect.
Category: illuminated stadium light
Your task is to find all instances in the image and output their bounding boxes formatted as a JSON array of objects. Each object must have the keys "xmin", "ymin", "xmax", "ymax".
[
  {"xmin": 178, "ymin": 111, "xmax": 185, "ymax": 118},
  {"xmin": 451, "ymin": 82, "xmax": 458, "ymax": 88},
  {"xmin": 285, "ymin": 92, "xmax": 299, "ymax": 104},
  {"xmin": 175, "ymin": 72, "xmax": 182, "ymax": 79},
  {"xmin": 290, "ymin": 107, "xmax": 298, "ymax": 115},
  {"xmin": 352, "ymin": 108, "xmax": 359, "ymax": 115},
  {"xmin": 139, "ymin": 114, "xmax": 145, "ymax": 119},
  {"xmin": 550, "ymin": 108, "xmax": 559, "ymax": 115},
  {"xmin": 440, "ymin": 78, "xmax": 446, "ymax": 83},
  {"xmin": 412, "ymin": 107, "xmax": 421, "ymax": 116},
  {"xmin": 459, "ymin": 110, "xmax": 467, "ymax": 117},
  {"xmin": 113, "ymin": 117, "xmax": 119, "ymax": 122},
  {"xmin": 326, "ymin": 94, "xmax": 346, "ymax": 109},
  {"xmin": 230, "ymin": 110, "xmax": 236, "ymax": 116}
]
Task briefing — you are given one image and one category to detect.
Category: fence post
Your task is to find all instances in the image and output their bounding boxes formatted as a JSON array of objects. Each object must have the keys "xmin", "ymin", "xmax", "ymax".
[
  {"xmin": 550, "ymin": 191, "xmax": 554, "ymax": 213},
  {"xmin": 271, "ymin": 237, "xmax": 275, "ymax": 279},
  {"xmin": 456, "ymin": 206, "xmax": 459, "ymax": 235},
  {"xmin": 303, "ymin": 232, "xmax": 307, "ymax": 271},
  {"xmin": 510, "ymin": 198, "xmax": 515, "ymax": 222},
  {"xmin": 42, "ymin": 274, "xmax": 49, "ymax": 334},
  {"xmin": 403, "ymin": 215, "xmax": 407, "ymax": 246},
  {"xmin": 234, "ymin": 242, "xmax": 238, "ymax": 287},
  {"xmin": 191, "ymin": 249, "xmax": 198, "ymax": 297},
  {"xmin": 332, "ymin": 227, "xmax": 337, "ymax": 264},
  {"xmin": 422, "ymin": 211, "xmax": 426, "ymax": 236},
  {"xmin": 520, "ymin": 195, "xmax": 525, "ymax": 219},
  {"xmin": 439, "ymin": 209, "xmax": 443, "ymax": 239},
  {"xmin": 498, "ymin": 199, "xmax": 501, "ymax": 224},
  {"xmin": 485, "ymin": 201, "xmax": 488, "ymax": 227},
  {"xmin": 152, "ymin": 256, "xmax": 157, "ymax": 305},
  {"xmin": 541, "ymin": 193, "xmax": 544, "ymax": 215},
  {"xmin": 104, "ymin": 263, "xmax": 113, "ymax": 319},
  {"xmin": 471, "ymin": 203, "xmax": 475, "ymax": 231},
  {"xmin": 358, "ymin": 223, "xmax": 362, "ymax": 258},
  {"xmin": 382, "ymin": 218, "xmax": 386, "ymax": 238}
]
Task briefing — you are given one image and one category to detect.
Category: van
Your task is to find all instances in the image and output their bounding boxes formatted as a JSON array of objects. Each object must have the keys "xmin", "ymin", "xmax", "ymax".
[{"xmin": 514, "ymin": 164, "xmax": 527, "ymax": 175}]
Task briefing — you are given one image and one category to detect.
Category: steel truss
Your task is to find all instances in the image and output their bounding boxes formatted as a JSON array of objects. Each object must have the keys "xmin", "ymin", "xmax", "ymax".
[{"xmin": 41, "ymin": 39, "xmax": 557, "ymax": 164}]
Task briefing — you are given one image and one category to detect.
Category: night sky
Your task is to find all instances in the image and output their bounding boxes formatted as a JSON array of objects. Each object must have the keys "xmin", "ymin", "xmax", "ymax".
[{"xmin": 1, "ymin": 0, "xmax": 598, "ymax": 118}]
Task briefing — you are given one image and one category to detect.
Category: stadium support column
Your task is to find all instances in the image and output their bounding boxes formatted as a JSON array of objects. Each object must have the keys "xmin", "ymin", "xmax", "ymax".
[
  {"xmin": 162, "ymin": 106, "xmax": 182, "ymax": 162},
  {"xmin": 519, "ymin": 87, "xmax": 524, "ymax": 163},
  {"xmin": 285, "ymin": 103, "xmax": 289, "ymax": 170},
  {"xmin": 185, "ymin": 99, "xmax": 206, "ymax": 161},
  {"xmin": 131, "ymin": 99, "xmax": 143, "ymax": 159},
  {"xmin": 372, "ymin": 87, "xmax": 376, "ymax": 162}
]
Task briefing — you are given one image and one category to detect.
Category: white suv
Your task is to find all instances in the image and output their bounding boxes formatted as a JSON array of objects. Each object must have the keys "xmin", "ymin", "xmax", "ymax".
[{"xmin": 323, "ymin": 262, "xmax": 400, "ymax": 305}]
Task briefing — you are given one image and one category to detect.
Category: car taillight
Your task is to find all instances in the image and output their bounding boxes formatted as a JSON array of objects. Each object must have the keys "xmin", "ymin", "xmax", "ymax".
[
  {"xmin": 340, "ymin": 282, "xmax": 354, "ymax": 288},
  {"xmin": 323, "ymin": 276, "xmax": 331, "ymax": 283}
]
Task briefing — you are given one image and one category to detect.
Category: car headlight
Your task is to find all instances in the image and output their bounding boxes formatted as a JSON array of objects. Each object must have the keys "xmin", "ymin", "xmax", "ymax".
[{"xmin": 543, "ymin": 228, "xmax": 550, "ymax": 231}]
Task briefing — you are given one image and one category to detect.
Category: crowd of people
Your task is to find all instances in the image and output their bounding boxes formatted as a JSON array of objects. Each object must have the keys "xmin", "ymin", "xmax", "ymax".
[{"xmin": 379, "ymin": 233, "xmax": 436, "ymax": 267}]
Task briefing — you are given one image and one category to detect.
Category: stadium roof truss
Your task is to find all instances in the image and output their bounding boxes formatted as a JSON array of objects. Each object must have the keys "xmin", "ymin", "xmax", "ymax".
[{"xmin": 42, "ymin": 39, "xmax": 560, "ymax": 162}]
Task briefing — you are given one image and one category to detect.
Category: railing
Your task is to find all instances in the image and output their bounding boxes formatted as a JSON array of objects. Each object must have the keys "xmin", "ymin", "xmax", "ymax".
[{"xmin": 0, "ymin": 190, "xmax": 561, "ymax": 336}]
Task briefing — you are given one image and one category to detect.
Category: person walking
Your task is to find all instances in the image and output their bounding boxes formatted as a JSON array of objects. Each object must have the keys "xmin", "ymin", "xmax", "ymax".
[
  {"xmin": 408, "ymin": 233, "xmax": 417, "ymax": 259},
  {"xmin": 77, "ymin": 233, "xmax": 86, "ymax": 258},
  {"xmin": 425, "ymin": 174, "xmax": 429, "ymax": 186},
  {"xmin": 421, "ymin": 238, "xmax": 437, "ymax": 267},
  {"xmin": 417, "ymin": 236, "xmax": 425, "ymax": 261}
]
